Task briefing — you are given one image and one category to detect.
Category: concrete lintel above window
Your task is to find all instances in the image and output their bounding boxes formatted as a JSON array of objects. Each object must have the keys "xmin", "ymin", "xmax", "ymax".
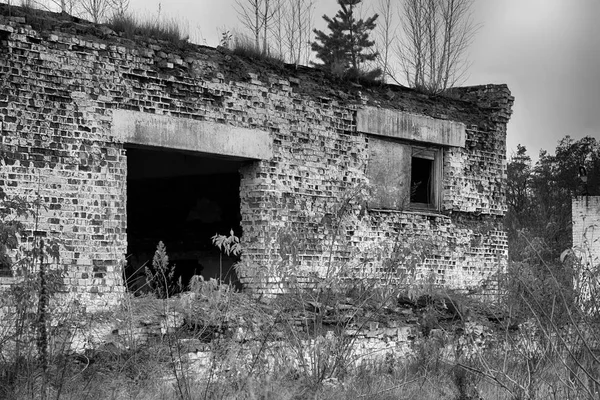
[
  {"xmin": 111, "ymin": 110, "xmax": 273, "ymax": 160},
  {"xmin": 357, "ymin": 106, "xmax": 465, "ymax": 148}
]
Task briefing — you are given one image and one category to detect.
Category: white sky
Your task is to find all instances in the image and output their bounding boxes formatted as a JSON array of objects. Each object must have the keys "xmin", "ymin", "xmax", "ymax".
[{"xmin": 75, "ymin": 0, "xmax": 600, "ymax": 159}]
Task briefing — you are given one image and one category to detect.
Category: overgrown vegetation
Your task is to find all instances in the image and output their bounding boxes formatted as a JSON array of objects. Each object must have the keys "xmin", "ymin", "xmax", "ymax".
[
  {"xmin": 3, "ymin": 1, "xmax": 189, "ymax": 45},
  {"xmin": 506, "ymin": 135, "xmax": 599, "ymax": 263},
  {"xmin": 233, "ymin": 0, "xmax": 315, "ymax": 66},
  {"xmin": 226, "ymin": 31, "xmax": 286, "ymax": 67},
  {"xmin": 13, "ymin": 0, "xmax": 129, "ymax": 24},
  {"xmin": 230, "ymin": 0, "xmax": 478, "ymax": 90},
  {"xmin": 106, "ymin": 12, "xmax": 189, "ymax": 44},
  {"xmin": 0, "ymin": 189, "xmax": 67, "ymax": 400},
  {"xmin": 3, "ymin": 243, "xmax": 600, "ymax": 399},
  {"xmin": 1, "ymin": 145, "xmax": 600, "ymax": 398}
]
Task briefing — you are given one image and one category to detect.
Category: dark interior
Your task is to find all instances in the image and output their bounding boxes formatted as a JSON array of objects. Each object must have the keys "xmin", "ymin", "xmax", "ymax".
[
  {"xmin": 410, "ymin": 157, "xmax": 433, "ymax": 205},
  {"xmin": 125, "ymin": 146, "xmax": 243, "ymax": 293}
]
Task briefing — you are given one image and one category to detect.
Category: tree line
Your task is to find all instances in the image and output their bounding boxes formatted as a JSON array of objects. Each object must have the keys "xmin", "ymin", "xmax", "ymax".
[{"xmin": 506, "ymin": 136, "xmax": 600, "ymax": 263}]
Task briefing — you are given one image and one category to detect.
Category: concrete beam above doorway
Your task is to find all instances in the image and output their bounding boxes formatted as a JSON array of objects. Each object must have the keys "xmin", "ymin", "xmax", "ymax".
[{"xmin": 111, "ymin": 110, "xmax": 273, "ymax": 160}]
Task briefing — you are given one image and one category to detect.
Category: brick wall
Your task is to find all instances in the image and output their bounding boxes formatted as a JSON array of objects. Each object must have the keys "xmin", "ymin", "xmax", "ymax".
[
  {"xmin": 573, "ymin": 196, "xmax": 600, "ymax": 267},
  {"xmin": 0, "ymin": 8, "xmax": 513, "ymax": 308}
]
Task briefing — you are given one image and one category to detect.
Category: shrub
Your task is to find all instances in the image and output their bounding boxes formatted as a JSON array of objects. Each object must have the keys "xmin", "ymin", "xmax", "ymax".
[
  {"xmin": 144, "ymin": 241, "xmax": 180, "ymax": 299},
  {"xmin": 0, "ymin": 190, "xmax": 67, "ymax": 399}
]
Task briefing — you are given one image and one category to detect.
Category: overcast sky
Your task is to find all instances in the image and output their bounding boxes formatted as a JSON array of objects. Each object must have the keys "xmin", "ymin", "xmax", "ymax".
[{"xmin": 127, "ymin": 0, "xmax": 600, "ymax": 160}]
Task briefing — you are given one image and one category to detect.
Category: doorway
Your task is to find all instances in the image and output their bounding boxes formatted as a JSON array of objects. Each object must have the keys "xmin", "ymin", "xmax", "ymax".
[{"xmin": 125, "ymin": 145, "xmax": 244, "ymax": 293}]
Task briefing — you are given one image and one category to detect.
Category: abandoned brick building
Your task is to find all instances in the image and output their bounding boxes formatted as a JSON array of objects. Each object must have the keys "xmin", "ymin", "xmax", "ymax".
[{"xmin": 0, "ymin": 7, "xmax": 513, "ymax": 310}]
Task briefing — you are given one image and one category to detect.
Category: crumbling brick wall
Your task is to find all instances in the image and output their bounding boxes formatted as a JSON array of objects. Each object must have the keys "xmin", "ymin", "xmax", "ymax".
[
  {"xmin": 0, "ymin": 7, "xmax": 513, "ymax": 308},
  {"xmin": 572, "ymin": 196, "xmax": 600, "ymax": 267}
]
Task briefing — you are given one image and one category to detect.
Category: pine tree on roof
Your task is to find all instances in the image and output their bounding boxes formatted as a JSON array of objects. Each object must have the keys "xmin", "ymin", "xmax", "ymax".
[{"xmin": 312, "ymin": 0, "xmax": 381, "ymax": 80}]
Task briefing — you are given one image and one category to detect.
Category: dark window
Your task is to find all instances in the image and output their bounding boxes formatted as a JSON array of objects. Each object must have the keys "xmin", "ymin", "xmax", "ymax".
[
  {"xmin": 410, "ymin": 148, "xmax": 440, "ymax": 209},
  {"xmin": 410, "ymin": 157, "xmax": 433, "ymax": 204}
]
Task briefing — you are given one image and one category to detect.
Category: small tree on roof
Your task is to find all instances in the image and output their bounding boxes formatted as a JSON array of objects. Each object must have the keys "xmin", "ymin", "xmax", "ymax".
[{"xmin": 312, "ymin": 0, "xmax": 381, "ymax": 80}]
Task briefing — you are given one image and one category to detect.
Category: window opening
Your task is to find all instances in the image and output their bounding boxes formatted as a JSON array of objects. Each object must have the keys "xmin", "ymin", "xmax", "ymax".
[
  {"xmin": 410, "ymin": 148, "xmax": 438, "ymax": 209},
  {"xmin": 411, "ymin": 157, "xmax": 433, "ymax": 204},
  {"xmin": 366, "ymin": 138, "xmax": 442, "ymax": 211},
  {"xmin": 125, "ymin": 145, "xmax": 244, "ymax": 294}
]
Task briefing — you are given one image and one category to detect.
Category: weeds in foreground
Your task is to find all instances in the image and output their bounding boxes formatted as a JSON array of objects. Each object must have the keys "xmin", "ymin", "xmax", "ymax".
[
  {"xmin": 2, "ymin": 183, "xmax": 600, "ymax": 400},
  {"xmin": 144, "ymin": 241, "xmax": 180, "ymax": 299},
  {"xmin": 450, "ymin": 232, "xmax": 600, "ymax": 400},
  {"xmin": 3, "ymin": 247, "xmax": 600, "ymax": 399}
]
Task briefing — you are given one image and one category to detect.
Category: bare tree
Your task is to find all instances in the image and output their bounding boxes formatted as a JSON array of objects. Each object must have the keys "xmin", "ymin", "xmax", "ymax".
[
  {"xmin": 79, "ymin": 0, "xmax": 111, "ymax": 23},
  {"xmin": 57, "ymin": 0, "xmax": 72, "ymax": 13},
  {"xmin": 36, "ymin": 0, "xmax": 106, "ymax": 21},
  {"xmin": 270, "ymin": 0, "xmax": 286, "ymax": 57},
  {"xmin": 235, "ymin": 0, "xmax": 280, "ymax": 54},
  {"xmin": 108, "ymin": 0, "xmax": 129, "ymax": 17},
  {"xmin": 301, "ymin": 0, "xmax": 315, "ymax": 65},
  {"xmin": 282, "ymin": 0, "xmax": 314, "ymax": 65},
  {"xmin": 45, "ymin": 0, "xmax": 67, "ymax": 12},
  {"xmin": 261, "ymin": 0, "xmax": 270, "ymax": 54},
  {"xmin": 36, "ymin": 0, "xmax": 127, "ymax": 19},
  {"xmin": 372, "ymin": 0, "xmax": 397, "ymax": 83},
  {"xmin": 397, "ymin": 0, "xmax": 478, "ymax": 93},
  {"xmin": 19, "ymin": 0, "xmax": 80, "ymax": 15},
  {"xmin": 235, "ymin": 0, "xmax": 262, "ymax": 51},
  {"xmin": 284, "ymin": 0, "xmax": 300, "ymax": 63}
]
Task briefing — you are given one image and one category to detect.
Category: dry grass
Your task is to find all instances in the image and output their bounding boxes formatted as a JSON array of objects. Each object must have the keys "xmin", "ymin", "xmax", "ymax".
[
  {"xmin": 230, "ymin": 32, "xmax": 285, "ymax": 68},
  {"xmin": 107, "ymin": 13, "xmax": 188, "ymax": 44},
  {"xmin": 2, "ymin": 287, "xmax": 600, "ymax": 400},
  {"xmin": 2, "ymin": 240, "xmax": 600, "ymax": 400}
]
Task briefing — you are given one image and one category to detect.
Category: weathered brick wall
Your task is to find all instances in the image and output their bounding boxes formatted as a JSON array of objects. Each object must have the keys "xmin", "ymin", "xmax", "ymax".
[
  {"xmin": 573, "ymin": 196, "xmax": 600, "ymax": 267},
  {"xmin": 0, "ymin": 18, "xmax": 127, "ymax": 309},
  {"xmin": 444, "ymin": 85, "xmax": 512, "ymax": 216},
  {"xmin": 0, "ymin": 8, "xmax": 513, "ymax": 307}
]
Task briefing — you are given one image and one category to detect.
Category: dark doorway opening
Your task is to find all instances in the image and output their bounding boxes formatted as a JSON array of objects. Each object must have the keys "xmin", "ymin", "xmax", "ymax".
[{"xmin": 125, "ymin": 145, "xmax": 244, "ymax": 294}]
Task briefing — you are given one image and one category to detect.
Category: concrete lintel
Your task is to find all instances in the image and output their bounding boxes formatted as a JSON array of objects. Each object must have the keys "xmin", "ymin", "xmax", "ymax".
[
  {"xmin": 111, "ymin": 110, "xmax": 272, "ymax": 160},
  {"xmin": 357, "ymin": 106, "xmax": 465, "ymax": 148}
]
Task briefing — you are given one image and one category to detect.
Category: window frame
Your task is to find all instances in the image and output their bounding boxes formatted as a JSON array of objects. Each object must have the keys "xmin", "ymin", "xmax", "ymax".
[{"xmin": 365, "ymin": 136, "xmax": 444, "ymax": 212}]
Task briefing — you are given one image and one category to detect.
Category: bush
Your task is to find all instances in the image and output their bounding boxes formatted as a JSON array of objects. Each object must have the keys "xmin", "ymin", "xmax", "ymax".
[{"xmin": 0, "ymin": 191, "xmax": 68, "ymax": 399}]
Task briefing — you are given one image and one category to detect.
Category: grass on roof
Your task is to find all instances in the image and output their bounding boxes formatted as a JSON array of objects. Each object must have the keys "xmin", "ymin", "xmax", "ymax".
[{"xmin": 107, "ymin": 13, "xmax": 188, "ymax": 44}]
